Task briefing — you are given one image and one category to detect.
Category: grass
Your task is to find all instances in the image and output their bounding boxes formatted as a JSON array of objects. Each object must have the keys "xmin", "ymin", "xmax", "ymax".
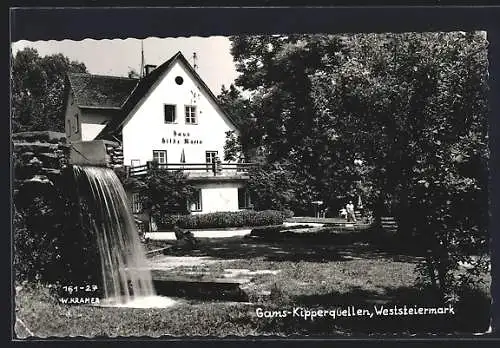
[
  {"xmin": 15, "ymin": 283, "xmax": 261, "ymax": 337},
  {"xmin": 161, "ymin": 257, "xmax": 418, "ymax": 298},
  {"xmin": 16, "ymin": 269, "xmax": 490, "ymax": 338},
  {"xmin": 15, "ymin": 226, "xmax": 492, "ymax": 338}
]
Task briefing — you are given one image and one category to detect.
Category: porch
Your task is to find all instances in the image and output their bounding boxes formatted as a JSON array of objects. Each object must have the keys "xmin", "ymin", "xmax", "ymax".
[{"xmin": 126, "ymin": 161, "xmax": 257, "ymax": 179}]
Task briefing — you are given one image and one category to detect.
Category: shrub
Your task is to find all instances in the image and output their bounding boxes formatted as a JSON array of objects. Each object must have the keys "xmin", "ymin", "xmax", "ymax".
[
  {"xmin": 117, "ymin": 168, "xmax": 195, "ymax": 224},
  {"xmin": 160, "ymin": 210, "xmax": 285, "ymax": 229},
  {"xmin": 14, "ymin": 208, "xmax": 40, "ymax": 281},
  {"xmin": 247, "ymin": 162, "xmax": 317, "ymax": 216},
  {"xmin": 13, "ymin": 179, "xmax": 66, "ymax": 283},
  {"xmin": 14, "ymin": 169, "xmax": 101, "ymax": 285}
]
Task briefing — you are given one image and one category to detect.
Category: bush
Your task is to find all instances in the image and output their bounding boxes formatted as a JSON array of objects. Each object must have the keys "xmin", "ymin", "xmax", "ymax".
[
  {"xmin": 247, "ymin": 162, "xmax": 311, "ymax": 213},
  {"xmin": 14, "ymin": 208, "xmax": 40, "ymax": 281},
  {"xmin": 160, "ymin": 210, "xmax": 285, "ymax": 229},
  {"xmin": 14, "ymin": 169, "xmax": 101, "ymax": 285},
  {"xmin": 13, "ymin": 180, "xmax": 66, "ymax": 282},
  {"xmin": 137, "ymin": 169, "xmax": 195, "ymax": 222}
]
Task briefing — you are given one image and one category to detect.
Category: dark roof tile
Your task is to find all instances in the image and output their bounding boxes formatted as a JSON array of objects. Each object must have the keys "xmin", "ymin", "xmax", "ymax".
[{"xmin": 68, "ymin": 73, "xmax": 138, "ymax": 108}]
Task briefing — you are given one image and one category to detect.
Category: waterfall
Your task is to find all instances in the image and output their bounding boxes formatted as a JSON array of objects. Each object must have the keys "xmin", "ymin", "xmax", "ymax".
[{"xmin": 72, "ymin": 165, "xmax": 172, "ymax": 308}]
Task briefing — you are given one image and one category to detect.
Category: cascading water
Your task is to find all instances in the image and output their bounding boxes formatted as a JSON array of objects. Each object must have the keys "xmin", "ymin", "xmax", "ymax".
[{"xmin": 72, "ymin": 165, "xmax": 175, "ymax": 308}]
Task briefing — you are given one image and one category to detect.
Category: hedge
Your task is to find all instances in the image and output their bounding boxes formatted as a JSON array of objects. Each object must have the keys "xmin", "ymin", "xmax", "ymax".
[{"xmin": 161, "ymin": 210, "xmax": 285, "ymax": 229}]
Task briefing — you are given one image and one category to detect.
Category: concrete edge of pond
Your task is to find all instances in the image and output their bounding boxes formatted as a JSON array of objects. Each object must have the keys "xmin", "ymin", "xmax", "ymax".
[{"xmin": 146, "ymin": 247, "xmax": 172, "ymax": 257}]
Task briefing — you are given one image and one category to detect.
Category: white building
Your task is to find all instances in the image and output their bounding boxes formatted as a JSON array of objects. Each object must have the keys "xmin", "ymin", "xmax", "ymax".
[{"xmin": 63, "ymin": 51, "xmax": 252, "ymax": 215}]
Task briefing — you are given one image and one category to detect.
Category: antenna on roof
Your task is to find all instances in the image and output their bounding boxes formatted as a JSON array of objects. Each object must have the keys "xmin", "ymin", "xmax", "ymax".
[
  {"xmin": 192, "ymin": 52, "xmax": 198, "ymax": 71},
  {"xmin": 140, "ymin": 40, "xmax": 145, "ymax": 79}
]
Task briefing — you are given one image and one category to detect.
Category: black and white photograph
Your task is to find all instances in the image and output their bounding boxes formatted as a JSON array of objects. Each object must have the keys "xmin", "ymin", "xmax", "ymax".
[{"xmin": 11, "ymin": 8, "xmax": 495, "ymax": 339}]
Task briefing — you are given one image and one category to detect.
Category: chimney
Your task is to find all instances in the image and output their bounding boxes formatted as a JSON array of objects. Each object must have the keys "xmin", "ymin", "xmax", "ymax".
[{"xmin": 144, "ymin": 64, "xmax": 157, "ymax": 76}]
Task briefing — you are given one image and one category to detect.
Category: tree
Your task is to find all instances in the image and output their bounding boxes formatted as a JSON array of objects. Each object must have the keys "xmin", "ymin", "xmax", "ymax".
[
  {"xmin": 230, "ymin": 32, "xmax": 489, "ymax": 300},
  {"xmin": 217, "ymin": 83, "xmax": 264, "ymax": 162},
  {"xmin": 217, "ymin": 84, "xmax": 251, "ymax": 127},
  {"xmin": 11, "ymin": 47, "xmax": 87, "ymax": 132},
  {"xmin": 246, "ymin": 160, "xmax": 314, "ymax": 214},
  {"xmin": 223, "ymin": 130, "xmax": 243, "ymax": 162},
  {"xmin": 230, "ymin": 34, "xmax": 368, "ymax": 213},
  {"xmin": 117, "ymin": 166, "xmax": 195, "ymax": 226},
  {"xmin": 308, "ymin": 32, "xmax": 489, "ymax": 299}
]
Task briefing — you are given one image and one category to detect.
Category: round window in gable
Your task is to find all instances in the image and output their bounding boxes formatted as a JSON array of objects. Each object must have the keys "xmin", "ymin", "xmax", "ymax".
[{"xmin": 175, "ymin": 76, "xmax": 184, "ymax": 85}]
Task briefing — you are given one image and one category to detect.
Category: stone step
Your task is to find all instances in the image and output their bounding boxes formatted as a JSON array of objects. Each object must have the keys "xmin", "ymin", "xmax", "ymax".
[
  {"xmin": 151, "ymin": 270, "xmax": 250, "ymax": 284},
  {"xmin": 151, "ymin": 270, "xmax": 250, "ymax": 301}
]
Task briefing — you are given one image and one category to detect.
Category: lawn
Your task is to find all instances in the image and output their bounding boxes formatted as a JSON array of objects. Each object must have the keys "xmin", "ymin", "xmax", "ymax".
[{"xmin": 15, "ymin": 226, "xmax": 492, "ymax": 337}]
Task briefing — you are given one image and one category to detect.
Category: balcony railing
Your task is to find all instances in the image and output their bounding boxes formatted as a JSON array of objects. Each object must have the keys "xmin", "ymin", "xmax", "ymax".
[{"xmin": 127, "ymin": 161, "xmax": 256, "ymax": 178}]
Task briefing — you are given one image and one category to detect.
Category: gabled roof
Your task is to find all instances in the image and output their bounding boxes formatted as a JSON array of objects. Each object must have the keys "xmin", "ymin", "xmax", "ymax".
[
  {"xmin": 95, "ymin": 51, "xmax": 239, "ymax": 139},
  {"xmin": 68, "ymin": 73, "xmax": 138, "ymax": 109}
]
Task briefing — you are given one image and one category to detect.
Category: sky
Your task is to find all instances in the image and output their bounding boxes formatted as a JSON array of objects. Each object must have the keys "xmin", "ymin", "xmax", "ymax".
[{"xmin": 11, "ymin": 36, "xmax": 240, "ymax": 96}]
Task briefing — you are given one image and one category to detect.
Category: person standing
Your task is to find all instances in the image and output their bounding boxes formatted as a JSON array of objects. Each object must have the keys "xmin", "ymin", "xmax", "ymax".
[{"xmin": 346, "ymin": 200, "xmax": 356, "ymax": 222}]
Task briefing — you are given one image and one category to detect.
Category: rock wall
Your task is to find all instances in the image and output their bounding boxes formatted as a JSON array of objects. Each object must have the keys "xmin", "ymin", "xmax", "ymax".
[
  {"xmin": 12, "ymin": 131, "xmax": 70, "ymax": 194},
  {"xmin": 14, "ymin": 131, "xmax": 124, "ymax": 174},
  {"xmin": 13, "ymin": 131, "xmax": 103, "ymax": 283},
  {"xmin": 105, "ymin": 141, "xmax": 124, "ymax": 168}
]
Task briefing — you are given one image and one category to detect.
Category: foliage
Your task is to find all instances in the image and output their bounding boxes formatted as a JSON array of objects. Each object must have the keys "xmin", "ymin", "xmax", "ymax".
[
  {"xmin": 218, "ymin": 84, "xmax": 251, "ymax": 127},
  {"xmin": 308, "ymin": 32, "xmax": 489, "ymax": 300},
  {"xmin": 132, "ymin": 167, "xmax": 195, "ymax": 224},
  {"xmin": 13, "ymin": 206, "xmax": 54, "ymax": 282},
  {"xmin": 13, "ymin": 134, "xmax": 100, "ymax": 283},
  {"xmin": 160, "ymin": 210, "xmax": 285, "ymax": 229},
  {"xmin": 246, "ymin": 161, "xmax": 317, "ymax": 215},
  {"xmin": 113, "ymin": 166, "xmax": 143, "ymax": 191},
  {"xmin": 229, "ymin": 32, "xmax": 489, "ymax": 300},
  {"xmin": 11, "ymin": 47, "xmax": 87, "ymax": 132},
  {"xmin": 217, "ymin": 84, "xmax": 263, "ymax": 162},
  {"xmin": 229, "ymin": 34, "xmax": 374, "ymax": 213},
  {"xmin": 13, "ymin": 170, "xmax": 101, "ymax": 284},
  {"xmin": 223, "ymin": 130, "xmax": 243, "ymax": 162}
]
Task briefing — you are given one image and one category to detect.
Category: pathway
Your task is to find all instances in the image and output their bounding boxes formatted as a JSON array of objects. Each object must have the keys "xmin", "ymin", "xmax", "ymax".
[
  {"xmin": 145, "ymin": 229, "xmax": 252, "ymax": 241},
  {"xmin": 144, "ymin": 222, "xmax": 325, "ymax": 241}
]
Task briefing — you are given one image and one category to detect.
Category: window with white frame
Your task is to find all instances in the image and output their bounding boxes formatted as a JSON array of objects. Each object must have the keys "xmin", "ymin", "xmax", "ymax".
[
  {"xmin": 205, "ymin": 151, "xmax": 218, "ymax": 171},
  {"xmin": 153, "ymin": 150, "xmax": 167, "ymax": 163},
  {"xmin": 185, "ymin": 105, "xmax": 197, "ymax": 124},
  {"xmin": 152, "ymin": 150, "xmax": 167, "ymax": 168},
  {"xmin": 189, "ymin": 189, "xmax": 202, "ymax": 212},
  {"xmin": 131, "ymin": 192, "xmax": 142, "ymax": 213}
]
